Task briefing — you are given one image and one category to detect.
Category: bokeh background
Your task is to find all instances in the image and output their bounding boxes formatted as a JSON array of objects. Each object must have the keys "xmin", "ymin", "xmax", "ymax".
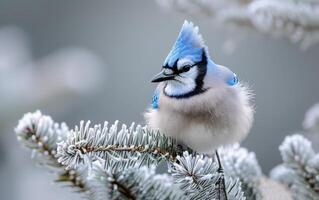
[{"xmin": 0, "ymin": 0, "xmax": 318, "ymax": 200}]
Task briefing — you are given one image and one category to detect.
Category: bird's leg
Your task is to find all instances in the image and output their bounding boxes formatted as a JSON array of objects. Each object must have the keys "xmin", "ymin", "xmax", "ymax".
[
  {"xmin": 215, "ymin": 150, "xmax": 228, "ymax": 200},
  {"xmin": 215, "ymin": 150, "xmax": 223, "ymax": 173}
]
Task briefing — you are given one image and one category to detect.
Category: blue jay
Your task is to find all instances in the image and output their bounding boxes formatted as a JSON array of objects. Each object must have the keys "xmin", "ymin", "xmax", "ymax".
[{"xmin": 145, "ymin": 21, "xmax": 254, "ymax": 154}]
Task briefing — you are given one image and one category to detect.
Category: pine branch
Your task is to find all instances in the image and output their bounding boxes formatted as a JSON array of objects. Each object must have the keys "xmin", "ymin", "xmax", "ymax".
[
  {"xmin": 168, "ymin": 152, "xmax": 245, "ymax": 200},
  {"xmin": 88, "ymin": 161, "xmax": 186, "ymax": 200},
  {"xmin": 15, "ymin": 110, "xmax": 88, "ymax": 192},
  {"xmin": 56, "ymin": 120, "xmax": 179, "ymax": 171},
  {"xmin": 279, "ymin": 134, "xmax": 315, "ymax": 167},
  {"xmin": 16, "ymin": 111, "xmax": 249, "ymax": 200},
  {"xmin": 223, "ymin": 176, "xmax": 245, "ymax": 200},
  {"xmin": 219, "ymin": 144, "xmax": 262, "ymax": 200},
  {"xmin": 156, "ymin": 0, "xmax": 319, "ymax": 49},
  {"xmin": 55, "ymin": 169, "xmax": 87, "ymax": 191},
  {"xmin": 270, "ymin": 134, "xmax": 319, "ymax": 199}
]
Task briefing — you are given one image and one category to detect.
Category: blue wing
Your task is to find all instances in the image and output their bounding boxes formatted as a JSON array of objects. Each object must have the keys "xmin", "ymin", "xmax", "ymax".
[
  {"xmin": 152, "ymin": 89, "xmax": 160, "ymax": 109},
  {"xmin": 227, "ymin": 73, "xmax": 238, "ymax": 86}
]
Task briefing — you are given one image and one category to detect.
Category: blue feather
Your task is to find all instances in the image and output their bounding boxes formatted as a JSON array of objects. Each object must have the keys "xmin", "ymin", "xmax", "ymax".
[
  {"xmin": 152, "ymin": 89, "xmax": 160, "ymax": 109},
  {"xmin": 164, "ymin": 21, "xmax": 205, "ymax": 67},
  {"xmin": 227, "ymin": 73, "xmax": 238, "ymax": 86}
]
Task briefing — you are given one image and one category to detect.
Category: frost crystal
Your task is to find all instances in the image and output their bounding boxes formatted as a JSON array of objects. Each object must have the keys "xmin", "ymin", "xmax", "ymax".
[
  {"xmin": 219, "ymin": 144, "xmax": 262, "ymax": 199},
  {"xmin": 156, "ymin": 0, "xmax": 319, "ymax": 49},
  {"xmin": 88, "ymin": 161, "xmax": 186, "ymax": 200},
  {"xmin": 169, "ymin": 151, "xmax": 246, "ymax": 200},
  {"xmin": 271, "ymin": 134, "xmax": 319, "ymax": 200},
  {"xmin": 56, "ymin": 120, "xmax": 178, "ymax": 171},
  {"xmin": 16, "ymin": 111, "xmax": 260, "ymax": 199},
  {"xmin": 15, "ymin": 110, "xmax": 87, "ymax": 191}
]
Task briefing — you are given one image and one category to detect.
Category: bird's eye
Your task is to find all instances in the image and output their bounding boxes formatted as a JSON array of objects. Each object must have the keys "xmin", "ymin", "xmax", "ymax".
[{"xmin": 181, "ymin": 65, "xmax": 191, "ymax": 73}]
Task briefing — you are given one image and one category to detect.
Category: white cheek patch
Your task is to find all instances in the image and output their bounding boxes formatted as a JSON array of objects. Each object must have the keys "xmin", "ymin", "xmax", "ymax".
[
  {"xmin": 180, "ymin": 67, "xmax": 198, "ymax": 79},
  {"xmin": 165, "ymin": 69, "xmax": 198, "ymax": 97},
  {"xmin": 164, "ymin": 64, "xmax": 200, "ymax": 97},
  {"xmin": 165, "ymin": 81, "xmax": 196, "ymax": 96}
]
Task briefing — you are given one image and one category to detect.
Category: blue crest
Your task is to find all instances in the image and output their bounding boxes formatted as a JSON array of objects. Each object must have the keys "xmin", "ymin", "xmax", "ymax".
[{"xmin": 164, "ymin": 21, "xmax": 206, "ymax": 67}]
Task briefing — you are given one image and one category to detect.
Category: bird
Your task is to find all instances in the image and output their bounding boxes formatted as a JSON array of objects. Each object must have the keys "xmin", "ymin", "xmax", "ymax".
[{"xmin": 144, "ymin": 20, "xmax": 254, "ymax": 154}]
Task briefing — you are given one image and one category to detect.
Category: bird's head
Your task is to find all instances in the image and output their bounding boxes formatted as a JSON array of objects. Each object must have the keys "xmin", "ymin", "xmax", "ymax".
[{"xmin": 151, "ymin": 21, "xmax": 214, "ymax": 98}]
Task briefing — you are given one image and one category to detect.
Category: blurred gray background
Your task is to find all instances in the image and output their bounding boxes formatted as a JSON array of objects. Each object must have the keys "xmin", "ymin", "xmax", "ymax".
[{"xmin": 0, "ymin": 0, "xmax": 318, "ymax": 200}]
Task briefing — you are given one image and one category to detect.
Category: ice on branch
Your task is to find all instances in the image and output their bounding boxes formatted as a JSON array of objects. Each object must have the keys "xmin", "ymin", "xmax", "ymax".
[
  {"xmin": 270, "ymin": 134, "xmax": 319, "ymax": 200},
  {"xmin": 270, "ymin": 165, "xmax": 296, "ymax": 188},
  {"xmin": 156, "ymin": 0, "xmax": 319, "ymax": 49},
  {"xmin": 219, "ymin": 144, "xmax": 262, "ymax": 200},
  {"xmin": 15, "ymin": 110, "xmax": 67, "ymax": 166},
  {"xmin": 15, "ymin": 110, "xmax": 87, "ymax": 191},
  {"xmin": 16, "ymin": 111, "xmax": 259, "ymax": 199},
  {"xmin": 169, "ymin": 151, "xmax": 245, "ymax": 200},
  {"xmin": 56, "ymin": 120, "xmax": 179, "ymax": 171},
  {"xmin": 88, "ymin": 161, "xmax": 186, "ymax": 200},
  {"xmin": 279, "ymin": 134, "xmax": 315, "ymax": 166},
  {"xmin": 169, "ymin": 152, "xmax": 219, "ymax": 199}
]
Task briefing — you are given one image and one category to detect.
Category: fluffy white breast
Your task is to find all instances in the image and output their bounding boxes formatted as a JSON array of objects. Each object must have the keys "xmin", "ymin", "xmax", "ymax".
[{"xmin": 144, "ymin": 81, "xmax": 254, "ymax": 153}]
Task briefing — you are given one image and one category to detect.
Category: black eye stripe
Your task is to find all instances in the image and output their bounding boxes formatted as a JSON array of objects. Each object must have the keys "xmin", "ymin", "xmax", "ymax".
[{"xmin": 163, "ymin": 60, "xmax": 199, "ymax": 74}]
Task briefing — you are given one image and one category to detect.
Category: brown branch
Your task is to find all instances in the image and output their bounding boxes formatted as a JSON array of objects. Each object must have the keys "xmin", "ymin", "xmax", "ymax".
[
  {"xmin": 56, "ymin": 170, "xmax": 86, "ymax": 192},
  {"xmin": 79, "ymin": 144, "xmax": 178, "ymax": 162},
  {"xmin": 111, "ymin": 179, "xmax": 136, "ymax": 200}
]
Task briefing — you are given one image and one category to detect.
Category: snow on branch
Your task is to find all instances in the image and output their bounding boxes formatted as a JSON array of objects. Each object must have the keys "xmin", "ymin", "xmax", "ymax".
[
  {"xmin": 15, "ymin": 111, "xmax": 88, "ymax": 192},
  {"xmin": 219, "ymin": 144, "xmax": 262, "ymax": 200},
  {"xmin": 270, "ymin": 134, "xmax": 319, "ymax": 199},
  {"xmin": 169, "ymin": 152, "xmax": 220, "ymax": 199},
  {"xmin": 88, "ymin": 161, "xmax": 186, "ymax": 200},
  {"xmin": 156, "ymin": 0, "xmax": 319, "ymax": 49},
  {"xmin": 169, "ymin": 151, "xmax": 246, "ymax": 200},
  {"xmin": 56, "ymin": 120, "xmax": 179, "ymax": 171},
  {"xmin": 15, "ymin": 111, "xmax": 266, "ymax": 199}
]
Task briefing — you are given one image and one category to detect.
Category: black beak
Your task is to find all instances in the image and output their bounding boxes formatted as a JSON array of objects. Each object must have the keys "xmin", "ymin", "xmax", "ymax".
[{"xmin": 151, "ymin": 69, "xmax": 175, "ymax": 83}]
